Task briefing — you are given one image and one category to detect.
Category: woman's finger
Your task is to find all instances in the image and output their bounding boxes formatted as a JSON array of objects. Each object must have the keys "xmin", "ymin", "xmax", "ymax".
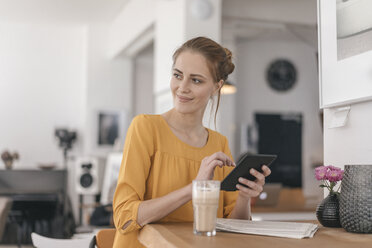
[
  {"xmin": 207, "ymin": 152, "xmax": 235, "ymax": 166},
  {"xmin": 236, "ymin": 184, "xmax": 260, "ymax": 197},
  {"xmin": 261, "ymin": 165, "xmax": 271, "ymax": 177},
  {"xmin": 238, "ymin": 177, "xmax": 263, "ymax": 192},
  {"xmin": 212, "ymin": 152, "xmax": 231, "ymax": 165},
  {"xmin": 209, "ymin": 159, "xmax": 224, "ymax": 169},
  {"xmin": 250, "ymin": 168, "xmax": 265, "ymax": 182}
]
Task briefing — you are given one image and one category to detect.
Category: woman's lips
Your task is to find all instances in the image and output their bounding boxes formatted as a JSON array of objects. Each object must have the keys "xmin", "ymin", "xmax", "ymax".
[{"xmin": 177, "ymin": 95, "xmax": 193, "ymax": 103}]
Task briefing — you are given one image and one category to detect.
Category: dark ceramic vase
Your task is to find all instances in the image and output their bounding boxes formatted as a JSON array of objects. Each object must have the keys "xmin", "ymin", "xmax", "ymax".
[
  {"xmin": 340, "ymin": 165, "xmax": 372, "ymax": 233},
  {"xmin": 316, "ymin": 193, "xmax": 342, "ymax": 227}
]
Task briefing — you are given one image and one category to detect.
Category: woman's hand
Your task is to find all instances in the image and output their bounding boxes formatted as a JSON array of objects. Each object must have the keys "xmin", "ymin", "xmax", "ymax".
[
  {"xmin": 236, "ymin": 165, "xmax": 271, "ymax": 199},
  {"xmin": 195, "ymin": 152, "xmax": 235, "ymax": 180}
]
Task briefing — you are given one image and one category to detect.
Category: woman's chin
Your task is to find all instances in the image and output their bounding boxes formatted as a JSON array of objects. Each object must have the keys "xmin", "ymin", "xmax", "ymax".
[{"xmin": 173, "ymin": 105, "xmax": 195, "ymax": 115}]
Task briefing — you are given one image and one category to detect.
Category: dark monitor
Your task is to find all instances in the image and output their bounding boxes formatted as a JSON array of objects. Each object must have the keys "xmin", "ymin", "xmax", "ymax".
[{"xmin": 253, "ymin": 113, "xmax": 302, "ymax": 188}]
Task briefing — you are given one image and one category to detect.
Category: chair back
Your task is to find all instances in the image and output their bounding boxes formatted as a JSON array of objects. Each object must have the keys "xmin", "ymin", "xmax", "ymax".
[
  {"xmin": 93, "ymin": 228, "xmax": 116, "ymax": 248},
  {"xmin": 31, "ymin": 232, "xmax": 92, "ymax": 248}
]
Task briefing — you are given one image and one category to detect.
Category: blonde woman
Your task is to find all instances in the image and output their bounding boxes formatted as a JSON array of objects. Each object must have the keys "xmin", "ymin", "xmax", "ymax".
[{"xmin": 113, "ymin": 37, "xmax": 271, "ymax": 247}]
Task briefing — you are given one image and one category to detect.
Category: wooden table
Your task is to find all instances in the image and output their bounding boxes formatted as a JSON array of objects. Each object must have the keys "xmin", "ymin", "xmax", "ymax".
[{"xmin": 138, "ymin": 222, "xmax": 372, "ymax": 248}]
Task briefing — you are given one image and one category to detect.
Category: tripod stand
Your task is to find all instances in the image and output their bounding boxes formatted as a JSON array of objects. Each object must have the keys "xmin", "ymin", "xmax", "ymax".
[{"xmin": 55, "ymin": 128, "xmax": 77, "ymax": 237}]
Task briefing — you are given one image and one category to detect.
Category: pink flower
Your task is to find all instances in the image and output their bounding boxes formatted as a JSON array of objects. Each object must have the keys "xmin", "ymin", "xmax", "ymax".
[
  {"xmin": 326, "ymin": 169, "xmax": 343, "ymax": 182},
  {"xmin": 314, "ymin": 165, "xmax": 344, "ymax": 194},
  {"xmin": 315, "ymin": 166, "xmax": 327, "ymax": 180}
]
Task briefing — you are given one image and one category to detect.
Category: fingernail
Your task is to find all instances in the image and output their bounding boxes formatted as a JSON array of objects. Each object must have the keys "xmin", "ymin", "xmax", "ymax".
[
  {"xmin": 236, "ymin": 184, "xmax": 240, "ymax": 188},
  {"xmin": 238, "ymin": 178, "xmax": 243, "ymax": 183},
  {"xmin": 250, "ymin": 169, "xmax": 255, "ymax": 173}
]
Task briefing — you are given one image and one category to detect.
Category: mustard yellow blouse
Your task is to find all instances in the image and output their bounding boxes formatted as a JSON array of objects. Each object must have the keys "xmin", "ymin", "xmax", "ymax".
[{"xmin": 112, "ymin": 114, "xmax": 238, "ymax": 248}]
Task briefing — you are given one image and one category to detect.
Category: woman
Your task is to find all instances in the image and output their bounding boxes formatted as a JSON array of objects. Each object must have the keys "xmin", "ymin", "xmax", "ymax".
[{"xmin": 113, "ymin": 37, "xmax": 271, "ymax": 247}]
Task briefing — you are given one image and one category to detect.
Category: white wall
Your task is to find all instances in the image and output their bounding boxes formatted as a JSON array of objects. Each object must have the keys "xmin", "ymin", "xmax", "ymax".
[
  {"xmin": 133, "ymin": 43, "xmax": 154, "ymax": 116},
  {"xmin": 324, "ymin": 101, "xmax": 372, "ymax": 167},
  {"xmin": 222, "ymin": 0, "xmax": 317, "ymax": 25},
  {"xmin": 108, "ymin": 0, "xmax": 155, "ymax": 58},
  {"xmin": 235, "ymin": 39, "xmax": 323, "ymax": 196},
  {"xmin": 0, "ymin": 22, "xmax": 133, "ymax": 165},
  {"xmin": 0, "ymin": 22, "xmax": 86, "ymax": 169}
]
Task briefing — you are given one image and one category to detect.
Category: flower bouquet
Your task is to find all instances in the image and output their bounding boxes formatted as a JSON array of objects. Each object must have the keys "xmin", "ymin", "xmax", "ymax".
[{"xmin": 315, "ymin": 165, "xmax": 344, "ymax": 194}]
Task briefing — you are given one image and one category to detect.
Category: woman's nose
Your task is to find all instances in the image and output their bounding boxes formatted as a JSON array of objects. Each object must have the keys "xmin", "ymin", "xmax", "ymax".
[{"xmin": 178, "ymin": 78, "xmax": 190, "ymax": 92}]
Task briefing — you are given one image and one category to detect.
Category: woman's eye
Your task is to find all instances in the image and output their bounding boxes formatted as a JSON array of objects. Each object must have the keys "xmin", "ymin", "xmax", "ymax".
[
  {"xmin": 173, "ymin": 73, "xmax": 182, "ymax": 79},
  {"xmin": 192, "ymin": 78, "xmax": 202, "ymax": 84}
]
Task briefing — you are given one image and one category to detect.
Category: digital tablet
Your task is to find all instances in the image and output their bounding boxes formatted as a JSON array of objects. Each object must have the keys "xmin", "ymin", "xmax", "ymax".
[{"xmin": 221, "ymin": 153, "xmax": 277, "ymax": 191}]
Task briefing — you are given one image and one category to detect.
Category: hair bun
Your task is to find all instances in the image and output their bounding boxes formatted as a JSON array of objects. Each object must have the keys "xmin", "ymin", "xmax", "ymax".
[
  {"xmin": 224, "ymin": 48, "xmax": 232, "ymax": 60},
  {"xmin": 223, "ymin": 47, "xmax": 235, "ymax": 79}
]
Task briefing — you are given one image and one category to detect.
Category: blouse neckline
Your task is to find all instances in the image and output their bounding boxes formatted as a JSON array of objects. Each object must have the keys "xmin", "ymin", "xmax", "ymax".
[{"xmin": 158, "ymin": 115, "xmax": 212, "ymax": 150}]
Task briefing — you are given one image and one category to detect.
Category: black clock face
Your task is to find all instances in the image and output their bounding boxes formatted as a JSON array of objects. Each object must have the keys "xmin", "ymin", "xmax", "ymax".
[{"xmin": 266, "ymin": 59, "xmax": 297, "ymax": 92}]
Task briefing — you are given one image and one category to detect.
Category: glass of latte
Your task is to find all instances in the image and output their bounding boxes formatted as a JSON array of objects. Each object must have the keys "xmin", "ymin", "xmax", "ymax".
[{"xmin": 192, "ymin": 180, "xmax": 220, "ymax": 236}]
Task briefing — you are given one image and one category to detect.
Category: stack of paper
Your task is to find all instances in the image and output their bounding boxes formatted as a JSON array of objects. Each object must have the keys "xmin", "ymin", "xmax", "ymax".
[{"xmin": 216, "ymin": 218, "xmax": 318, "ymax": 239}]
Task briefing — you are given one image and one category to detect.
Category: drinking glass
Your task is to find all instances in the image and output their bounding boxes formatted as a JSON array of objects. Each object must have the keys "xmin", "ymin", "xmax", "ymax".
[{"xmin": 192, "ymin": 180, "xmax": 220, "ymax": 236}]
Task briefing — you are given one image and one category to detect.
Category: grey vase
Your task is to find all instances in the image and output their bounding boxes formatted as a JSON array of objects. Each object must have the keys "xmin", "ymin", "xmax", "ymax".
[
  {"xmin": 339, "ymin": 165, "xmax": 372, "ymax": 233},
  {"xmin": 316, "ymin": 193, "xmax": 341, "ymax": 227}
]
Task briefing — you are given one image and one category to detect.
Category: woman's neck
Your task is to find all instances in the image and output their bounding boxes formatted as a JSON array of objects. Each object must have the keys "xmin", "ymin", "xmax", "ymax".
[{"xmin": 162, "ymin": 109, "xmax": 205, "ymax": 135}]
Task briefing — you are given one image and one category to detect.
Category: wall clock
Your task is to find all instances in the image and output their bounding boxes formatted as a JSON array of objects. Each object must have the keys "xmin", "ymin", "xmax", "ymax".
[{"xmin": 266, "ymin": 59, "xmax": 297, "ymax": 92}]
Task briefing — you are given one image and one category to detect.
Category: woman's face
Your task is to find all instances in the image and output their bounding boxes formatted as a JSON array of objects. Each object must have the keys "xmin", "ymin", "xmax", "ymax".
[{"xmin": 170, "ymin": 51, "xmax": 220, "ymax": 115}]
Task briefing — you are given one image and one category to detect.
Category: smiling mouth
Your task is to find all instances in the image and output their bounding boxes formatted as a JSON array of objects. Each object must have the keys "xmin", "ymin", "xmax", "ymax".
[{"xmin": 177, "ymin": 95, "xmax": 193, "ymax": 102}]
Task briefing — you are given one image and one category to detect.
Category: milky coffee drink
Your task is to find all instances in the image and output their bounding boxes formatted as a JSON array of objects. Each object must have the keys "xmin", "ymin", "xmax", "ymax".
[{"xmin": 192, "ymin": 180, "xmax": 220, "ymax": 236}]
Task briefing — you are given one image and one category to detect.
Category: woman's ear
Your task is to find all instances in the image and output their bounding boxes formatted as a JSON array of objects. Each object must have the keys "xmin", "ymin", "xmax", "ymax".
[{"xmin": 214, "ymin": 80, "xmax": 224, "ymax": 95}]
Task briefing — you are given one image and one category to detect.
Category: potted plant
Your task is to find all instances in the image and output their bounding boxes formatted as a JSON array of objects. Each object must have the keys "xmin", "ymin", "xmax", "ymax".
[
  {"xmin": 1, "ymin": 150, "xmax": 19, "ymax": 170},
  {"xmin": 315, "ymin": 165, "xmax": 344, "ymax": 227}
]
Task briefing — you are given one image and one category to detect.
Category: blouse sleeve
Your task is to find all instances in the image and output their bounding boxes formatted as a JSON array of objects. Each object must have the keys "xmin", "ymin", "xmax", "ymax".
[
  {"xmin": 113, "ymin": 115, "xmax": 155, "ymax": 234},
  {"xmin": 222, "ymin": 136, "xmax": 239, "ymax": 218}
]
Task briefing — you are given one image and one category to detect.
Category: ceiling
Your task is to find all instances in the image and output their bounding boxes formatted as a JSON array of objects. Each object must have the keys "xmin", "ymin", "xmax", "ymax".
[{"xmin": 0, "ymin": 0, "xmax": 129, "ymax": 24}]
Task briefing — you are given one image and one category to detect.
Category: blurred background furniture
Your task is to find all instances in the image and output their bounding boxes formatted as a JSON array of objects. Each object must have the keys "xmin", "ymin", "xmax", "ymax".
[
  {"xmin": 0, "ymin": 197, "xmax": 12, "ymax": 241},
  {"xmin": 0, "ymin": 169, "xmax": 75, "ymax": 245},
  {"xmin": 31, "ymin": 232, "xmax": 92, "ymax": 248},
  {"xmin": 251, "ymin": 188, "xmax": 318, "ymax": 221}
]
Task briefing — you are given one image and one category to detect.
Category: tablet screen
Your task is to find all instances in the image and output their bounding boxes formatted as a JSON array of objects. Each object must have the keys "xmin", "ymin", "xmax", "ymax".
[{"xmin": 221, "ymin": 154, "xmax": 277, "ymax": 191}]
